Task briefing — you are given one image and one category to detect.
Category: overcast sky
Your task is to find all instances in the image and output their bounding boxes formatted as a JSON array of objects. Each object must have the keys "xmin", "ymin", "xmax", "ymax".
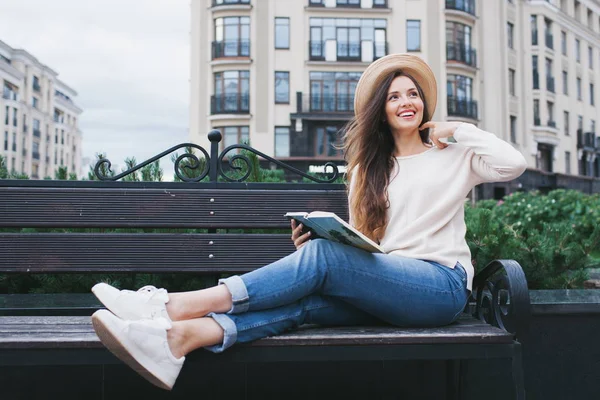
[{"xmin": 0, "ymin": 0, "xmax": 190, "ymax": 179}]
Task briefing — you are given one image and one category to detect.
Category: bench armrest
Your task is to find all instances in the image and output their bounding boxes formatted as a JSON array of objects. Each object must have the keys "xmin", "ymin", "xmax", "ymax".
[{"xmin": 471, "ymin": 259, "xmax": 531, "ymax": 342}]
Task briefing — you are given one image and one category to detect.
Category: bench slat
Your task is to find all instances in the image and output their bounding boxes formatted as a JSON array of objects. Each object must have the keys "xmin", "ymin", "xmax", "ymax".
[
  {"xmin": 0, "ymin": 233, "xmax": 296, "ymax": 273},
  {"xmin": 0, "ymin": 187, "xmax": 348, "ymax": 229},
  {"xmin": 0, "ymin": 315, "xmax": 512, "ymax": 350}
]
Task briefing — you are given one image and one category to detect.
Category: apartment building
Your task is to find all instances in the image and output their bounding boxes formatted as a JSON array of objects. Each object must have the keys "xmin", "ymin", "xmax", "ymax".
[
  {"xmin": 1, "ymin": 40, "xmax": 83, "ymax": 179},
  {"xmin": 190, "ymin": 0, "xmax": 600, "ymax": 194}
]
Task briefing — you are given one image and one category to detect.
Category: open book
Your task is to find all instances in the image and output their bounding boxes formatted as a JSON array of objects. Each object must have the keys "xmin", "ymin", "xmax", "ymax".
[{"xmin": 285, "ymin": 211, "xmax": 384, "ymax": 253}]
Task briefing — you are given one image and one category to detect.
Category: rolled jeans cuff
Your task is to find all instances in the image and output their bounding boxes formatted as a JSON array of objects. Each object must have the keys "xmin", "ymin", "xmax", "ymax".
[
  {"xmin": 204, "ymin": 313, "xmax": 237, "ymax": 353},
  {"xmin": 218, "ymin": 275, "xmax": 249, "ymax": 314}
]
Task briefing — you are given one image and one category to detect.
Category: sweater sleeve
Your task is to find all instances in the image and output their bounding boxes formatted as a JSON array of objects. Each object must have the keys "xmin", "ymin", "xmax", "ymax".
[{"xmin": 452, "ymin": 123, "xmax": 527, "ymax": 184}]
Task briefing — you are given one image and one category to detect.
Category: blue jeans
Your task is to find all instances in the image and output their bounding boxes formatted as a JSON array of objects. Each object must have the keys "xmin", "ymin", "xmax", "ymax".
[{"xmin": 205, "ymin": 238, "xmax": 470, "ymax": 353}]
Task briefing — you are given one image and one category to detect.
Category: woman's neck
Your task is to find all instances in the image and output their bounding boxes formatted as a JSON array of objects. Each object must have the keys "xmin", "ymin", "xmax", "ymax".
[{"xmin": 391, "ymin": 129, "xmax": 431, "ymax": 157}]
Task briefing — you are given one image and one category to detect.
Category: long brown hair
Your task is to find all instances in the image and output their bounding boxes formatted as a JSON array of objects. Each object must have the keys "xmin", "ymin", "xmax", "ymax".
[{"xmin": 343, "ymin": 71, "xmax": 431, "ymax": 242}]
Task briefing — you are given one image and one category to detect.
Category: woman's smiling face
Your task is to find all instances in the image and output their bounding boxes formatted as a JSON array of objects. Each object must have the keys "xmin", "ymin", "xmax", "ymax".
[{"xmin": 383, "ymin": 75, "xmax": 425, "ymax": 133}]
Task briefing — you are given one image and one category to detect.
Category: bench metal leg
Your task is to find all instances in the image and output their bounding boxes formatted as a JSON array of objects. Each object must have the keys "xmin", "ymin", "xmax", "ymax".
[
  {"xmin": 445, "ymin": 360, "xmax": 462, "ymax": 400},
  {"xmin": 512, "ymin": 343, "xmax": 526, "ymax": 400}
]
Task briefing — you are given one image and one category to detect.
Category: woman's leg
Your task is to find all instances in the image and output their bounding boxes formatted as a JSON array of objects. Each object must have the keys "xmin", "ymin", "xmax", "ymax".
[{"xmin": 167, "ymin": 294, "xmax": 383, "ymax": 356}]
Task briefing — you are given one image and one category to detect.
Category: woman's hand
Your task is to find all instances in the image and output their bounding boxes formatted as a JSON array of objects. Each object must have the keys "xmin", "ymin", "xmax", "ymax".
[
  {"xmin": 420, "ymin": 121, "xmax": 462, "ymax": 149},
  {"xmin": 290, "ymin": 219, "xmax": 311, "ymax": 250}
]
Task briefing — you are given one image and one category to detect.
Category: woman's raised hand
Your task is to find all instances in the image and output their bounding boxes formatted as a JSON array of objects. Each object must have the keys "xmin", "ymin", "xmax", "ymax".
[
  {"xmin": 290, "ymin": 219, "xmax": 312, "ymax": 250},
  {"xmin": 420, "ymin": 121, "xmax": 462, "ymax": 149}
]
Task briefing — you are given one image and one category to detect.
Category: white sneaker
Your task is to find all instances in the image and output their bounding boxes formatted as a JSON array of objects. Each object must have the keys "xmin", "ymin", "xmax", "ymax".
[
  {"xmin": 92, "ymin": 283, "xmax": 171, "ymax": 322},
  {"xmin": 92, "ymin": 309, "xmax": 184, "ymax": 390}
]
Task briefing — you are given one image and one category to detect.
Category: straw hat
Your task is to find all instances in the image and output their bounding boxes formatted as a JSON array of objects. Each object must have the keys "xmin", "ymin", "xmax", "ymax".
[{"xmin": 353, "ymin": 53, "xmax": 437, "ymax": 118}]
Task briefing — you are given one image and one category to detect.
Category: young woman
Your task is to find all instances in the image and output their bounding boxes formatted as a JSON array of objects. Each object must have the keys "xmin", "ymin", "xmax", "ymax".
[{"xmin": 91, "ymin": 53, "xmax": 527, "ymax": 390}]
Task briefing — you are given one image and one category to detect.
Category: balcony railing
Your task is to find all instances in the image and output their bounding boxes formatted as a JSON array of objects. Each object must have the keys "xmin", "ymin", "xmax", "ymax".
[
  {"xmin": 547, "ymin": 77, "xmax": 555, "ymax": 93},
  {"xmin": 336, "ymin": 42, "xmax": 361, "ymax": 62},
  {"xmin": 33, "ymin": 129, "xmax": 41, "ymax": 138},
  {"xmin": 577, "ymin": 130, "xmax": 597, "ymax": 149},
  {"xmin": 309, "ymin": 41, "xmax": 387, "ymax": 62},
  {"xmin": 446, "ymin": 42, "xmax": 477, "ymax": 67},
  {"xmin": 447, "ymin": 97, "xmax": 478, "ymax": 119},
  {"xmin": 210, "ymin": 93, "xmax": 250, "ymax": 114},
  {"xmin": 547, "ymin": 120, "xmax": 557, "ymax": 128},
  {"xmin": 335, "ymin": 0, "xmax": 361, "ymax": 8},
  {"xmin": 445, "ymin": 0, "xmax": 475, "ymax": 16},
  {"xmin": 300, "ymin": 93, "xmax": 355, "ymax": 114},
  {"xmin": 533, "ymin": 71, "xmax": 540, "ymax": 89},
  {"xmin": 211, "ymin": 0, "xmax": 250, "ymax": 6},
  {"xmin": 212, "ymin": 40, "xmax": 250, "ymax": 59},
  {"xmin": 545, "ymin": 33, "xmax": 554, "ymax": 49}
]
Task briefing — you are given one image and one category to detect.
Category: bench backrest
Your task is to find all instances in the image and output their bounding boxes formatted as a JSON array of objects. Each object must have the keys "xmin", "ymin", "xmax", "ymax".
[{"xmin": 0, "ymin": 180, "xmax": 348, "ymax": 275}]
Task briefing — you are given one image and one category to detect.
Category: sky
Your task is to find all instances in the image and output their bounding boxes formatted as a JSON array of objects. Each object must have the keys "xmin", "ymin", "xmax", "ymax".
[{"xmin": 0, "ymin": 0, "xmax": 190, "ymax": 179}]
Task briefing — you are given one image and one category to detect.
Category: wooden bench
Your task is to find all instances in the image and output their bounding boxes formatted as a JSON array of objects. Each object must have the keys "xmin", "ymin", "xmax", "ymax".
[{"xmin": 0, "ymin": 136, "xmax": 530, "ymax": 399}]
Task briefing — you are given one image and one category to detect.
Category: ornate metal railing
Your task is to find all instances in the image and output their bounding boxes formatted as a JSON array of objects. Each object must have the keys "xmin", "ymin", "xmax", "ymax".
[
  {"xmin": 94, "ymin": 130, "xmax": 340, "ymax": 183},
  {"xmin": 471, "ymin": 259, "xmax": 531, "ymax": 341}
]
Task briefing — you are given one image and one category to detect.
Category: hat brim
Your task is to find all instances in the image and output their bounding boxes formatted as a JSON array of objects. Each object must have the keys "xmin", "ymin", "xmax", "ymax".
[{"xmin": 354, "ymin": 54, "xmax": 437, "ymax": 120}]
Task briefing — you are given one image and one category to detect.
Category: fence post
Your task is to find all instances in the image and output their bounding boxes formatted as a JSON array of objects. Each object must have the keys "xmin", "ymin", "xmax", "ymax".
[{"xmin": 208, "ymin": 129, "xmax": 222, "ymax": 183}]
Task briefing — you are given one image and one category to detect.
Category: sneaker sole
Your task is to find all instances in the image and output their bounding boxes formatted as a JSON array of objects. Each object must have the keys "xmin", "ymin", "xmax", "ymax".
[{"xmin": 91, "ymin": 311, "xmax": 174, "ymax": 391}]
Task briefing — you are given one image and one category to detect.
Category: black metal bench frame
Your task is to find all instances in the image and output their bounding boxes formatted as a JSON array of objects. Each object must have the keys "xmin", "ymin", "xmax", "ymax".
[{"xmin": 0, "ymin": 132, "xmax": 531, "ymax": 399}]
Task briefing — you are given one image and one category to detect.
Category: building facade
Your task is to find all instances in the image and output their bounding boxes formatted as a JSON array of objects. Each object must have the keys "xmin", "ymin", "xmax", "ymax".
[
  {"xmin": 1, "ymin": 40, "xmax": 83, "ymax": 179},
  {"xmin": 190, "ymin": 0, "xmax": 600, "ymax": 194}
]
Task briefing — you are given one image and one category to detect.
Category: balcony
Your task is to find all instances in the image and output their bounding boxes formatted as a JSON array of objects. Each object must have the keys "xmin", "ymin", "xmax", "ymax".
[
  {"xmin": 33, "ymin": 129, "xmax": 41, "ymax": 138},
  {"xmin": 446, "ymin": 42, "xmax": 477, "ymax": 67},
  {"xmin": 546, "ymin": 77, "xmax": 555, "ymax": 93},
  {"xmin": 210, "ymin": 93, "xmax": 250, "ymax": 114},
  {"xmin": 447, "ymin": 97, "xmax": 478, "ymax": 119},
  {"xmin": 212, "ymin": 40, "xmax": 250, "ymax": 59},
  {"xmin": 309, "ymin": 41, "xmax": 387, "ymax": 62},
  {"xmin": 545, "ymin": 33, "xmax": 554, "ymax": 50},
  {"xmin": 211, "ymin": 0, "xmax": 250, "ymax": 6},
  {"xmin": 445, "ymin": 0, "xmax": 475, "ymax": 16},
  {"xmin": 577, "ymin": 130, "xmax": 597, "ymax": 150},
  {"xmin": 307, "ymin": 93, "xmax": 354, "ymax": 114}
]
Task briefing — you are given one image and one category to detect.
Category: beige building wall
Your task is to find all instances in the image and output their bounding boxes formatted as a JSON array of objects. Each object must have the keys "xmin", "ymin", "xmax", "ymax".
[
  {"xmin": 0, "ymin": 40, "xmax": 83, "ymax": 179},
  {"xmin": 190, "ymin": 0, "xmax": 600, "ymax": 178}
]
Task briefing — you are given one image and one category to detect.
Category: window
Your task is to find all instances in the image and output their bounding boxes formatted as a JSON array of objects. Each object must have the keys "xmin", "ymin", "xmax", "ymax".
[
  {"xmin": 544, "ymin": 18, "xmax": 553, "ymax": 49},
  {"xmin": 561, "ymin": 31, "xmax": 567, "ymax": 55},
  {"xmin": 406, "ymin": 20, "xmax": 421, "ymax": 52},
  {"xmin": 12, "ymin": 107, "xmax": 17, "ymax": 127},
  {"xmin": 314, "ymin": 126, "xmax": 343, "ymax": 157},
  {"xmin": 578, "ymin": 115, "xmax": 583, "ymax": 133},
  {"xmin": 4, "ymin": 106, "xmax": 8, "ymax": 125},
  {"xmin": 214, "ymin": 17, "xmax": 250, "ymax": 58},
  {"xmin": 220, "ymin": 126, "xmax": 249, "ymax": 152},
  {"xmin": 32, "ymin": 75, "xmax": 40, "ymax": 92},
  {"xmin": 61, "ymin": 130, "xmax": 64, "ymax": 145},
  {"xmin": 509, "ymin": 68, "xmax": 516, "ymax": 96},
  {"xmin": 213, "ymin": 71, "xmax": 250, "ymax": 113},
  {"xmin": 533, "ymin": 99, "xmax": 540, "ymax": 125},
  {"xmin": 446, "ymin": 22, "xmax": 475, "ymax": 66},
  {"xmin": 592, "ymin": 120, "xmax": 596, "ymax": 133},
  {"xmin": 546, "ymin": 58, "xmax": 554, "ymax": 92},
  {"xmin": 275, "ymin": 71, "xmax": 290, "ymax": 104},
  {"xmin": 575, "ymin": 39, "xmax": 581, "ymax": 62},
  {"xmin": 547, "ymin": 101, "xmax": 554, "ymax": 126},
  {"xmin": 564, "ymin": 111, "xmax": 569, "ymax": 136},
  {"xmin": 565, "ymin": 151, "xmax": 571, "ymax": 174},
  {"xmin": 310, "ymin": 71, "xmax": 360, "ymax": 112},
  {"xmin": 577, "ymin": 77, "xmax": 582, "ymax": 100},
  {"xmin": 309, "ymin": 18, "xmax": 387, "ymax": 61},
  {"xmin": 532, "ymin": 55, "xmax": 539, "ymax": 89},
  {"xmin": 337, "ymin": 0, "xmax": 360, "ymax": 6},
  {"xmin": 3, "ymin": 131, "xmax": 7, "ymax": 151},
  {"xmin": 537, "ymin": 143, "xmax": 553, "ymax": 172},
  {"xmin": 12, "ymin": 132, "xmax": 16, "ymax": 151},
  {"xmin": 447, "ymin": 75, "xmax": 476, "ymax": 118},
  {"xmin": 510, "ymin": 115, "xmax": 517, "ymax": 143},
  {"xmin": 32, "ymin": 97, "xmax": 39, "ymax": 109},
  {"xmin": 591, "ymin": 83, "xmax": 595, "ymax": 106},
  {"xmin": 275, "ymin": 18, "xmax": 289, "ymax": 49},
  {"xmin": 562, "ymin": 70, "xmax": 568, "ymax": 95},
  {"xmin": 507, "ymin": 22, "xmax": 514, "ymax": 49},
  {"xmin": 373, "ymin": 0, "xmax": 387, "ymax": 7},
  {"xmin": 589, "ymin": 46, "xmax": 593, "ymax": 69},
  {"xmin": 531, "ymin": 15, "xmax": 538, "ymax": 46},
  {"xmin": 274, "ymin": 126, "xmax": 290, "ymax": 157}
]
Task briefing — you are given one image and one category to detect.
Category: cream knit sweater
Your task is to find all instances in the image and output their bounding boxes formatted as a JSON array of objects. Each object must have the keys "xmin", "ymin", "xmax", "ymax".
[{"xmin": 349, "ymin": 123, "xmax": 528, "ymax": 291}]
